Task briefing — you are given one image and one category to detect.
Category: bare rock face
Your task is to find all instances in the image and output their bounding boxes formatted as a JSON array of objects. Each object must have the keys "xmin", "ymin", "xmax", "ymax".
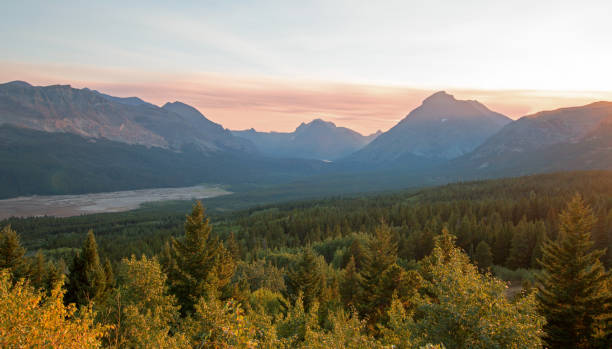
[
  {"xmin": 0, "ymin": 81, "xmax": 254, "ymax": 154},
  {"xmin": 348, "ymin": 91, "xmax": 511, "ymax": 164}
]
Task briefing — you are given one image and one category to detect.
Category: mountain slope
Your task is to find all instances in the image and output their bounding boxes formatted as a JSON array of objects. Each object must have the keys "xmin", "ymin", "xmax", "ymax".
[
  {"xmin": 0, "ymin": 124, "xmax": 330, "ymax": 198},
  {"xmin": 457, "ymin": 102, "xmax": 612, "ymax": 175},
  {"xmin": 0, "ymin": 81, "xmax": 253, "ymax": 154},
  {"xmin": 233, "ymin": 118, "xmax": 379, "ymax": 160},
  {"xmin": 347, "ymin": 91, "xmax": 511, "ymax": 164},
  {"xmin": 455, "ymin": 101, "xmax": 612, "ymax": 177},
  {"xmin": 467, "ymin": 101, "xmax": 612, "ymax": 161}
]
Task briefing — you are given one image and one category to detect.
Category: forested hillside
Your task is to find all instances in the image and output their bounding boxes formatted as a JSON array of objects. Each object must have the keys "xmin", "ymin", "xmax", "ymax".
[
  {"xmin": 2, "ymin": 171, "xmax": 612, "ymax": 347},
  {"xmin": 0, "ymin": 125, "xmax": 329, "ymax": 198}
]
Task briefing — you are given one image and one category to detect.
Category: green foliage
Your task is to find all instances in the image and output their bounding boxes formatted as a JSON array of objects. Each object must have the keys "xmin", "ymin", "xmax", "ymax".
[
  {"xmin": 276, "ymin": 295, "xmax": 318, "ymax": 346},
  {"xmin": 0, "ymin": 269, "xmax": 107, "ymax": 347},
  {"xmin": 537, "ymin": 194, "xmax": 612, "ymax": 348},
  {"xmin": 491, "ymin": 265, "xmax": 536, "ymax": 284},
  {"xmin": 29, "ymin": 249, "xmax": 64, "ymax": 292},
  {"xmin": 248, "ymin": 288, "xmax": 287, "ymax": 319},
  {"xmin": 284, "ymin": 248, "xmax": 323, "ymax": 312},
  {"xmin": 508, "ymin": 218, "xmax": 547, "ymax": 269},
  {"xmin": 413, "ymin": 229, "xmax": 545, "ymax": 348},
  {"xmin": 235, "ymin": 259, "xmax": 286, "ymax": 293},
  {"xmin": 381, "ymin": 295, "xmax": 416, "ymax": 348},
  {"xmin": 357, "ymin": 224, "xmax": 423, "ymax": 334},
  {"xmin": 66, "ymin": 230, "xmax": 112, "ymax": 306},
  {"xmin": 163, "ymin": 201, "xmax": 236, "ymax": 314},
  {"xmin": 5, "ymin": 173, "xmax": 612, "ymax": 347},
  {"xmin": 474, "ymin": 240, "xmax": 493, "ymax": 270},
  {"xmin": 340, "ymin": 256, "xmax": 362, "ymax": 307},
  {"xmin": 0, "ymin": 225, "xmax": 27, "ymax": 280},
  {"xmin": 358, "ymin": 224, "xmax": 399, "ymax": 328},
  {"xmin": 304, "ymin": 310, "xmax": 382, "ymax": 348},
  {"xmin": 184, "ymin": 298, "xmax": 278, "ymax": 348},
  {"xmin": 105, "ymin": 255, "xmax": 188, "ymax": 348}
]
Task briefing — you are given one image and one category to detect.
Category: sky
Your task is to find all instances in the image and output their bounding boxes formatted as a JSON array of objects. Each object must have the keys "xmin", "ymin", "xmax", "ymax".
[{"xmin": 1, "ymin": 0, "xmax": 612, "ymax": 134}]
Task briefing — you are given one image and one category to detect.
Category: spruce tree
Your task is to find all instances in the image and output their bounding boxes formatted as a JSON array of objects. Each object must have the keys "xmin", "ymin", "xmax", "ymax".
[
  {"xmin": 507, "ymin": 217, "xmax": 537, "ymax": 269},
  {"xmin": 226, "ymin": 232, "xmax": 241, "ymax": 261},
  {"xmin": 358, "ymin": 224, "xmax": 405, "ymax": 329},
  {"xmin": 285, "ymin": 247, "xmax": 323, "ymax": 312},
  {"xmin": 66, "ymin": 230, "xmax": 109, "ymax": 306},
  {"xmin": 340, "ymin": 256, "xmax": 362, "ymax": 308},
  {"xmin": 103, "ymin": 258, "xmax": 115, "ymax": 289},
  {"xmin": 0, "ymin": 225, "xmax": 27, "ymax": 280},
  {"xmin": 474, "ymin": 240, "xmax": 493, "ymax": 271},
  {"xmin": 29, "ymin": 250, "xmax": 47, "ymax": 289},
  {"xmin": 164, "ymin": 201, "xmax": 235, "ymax": 314},
  {"xmin": 348, "ymin": 239, "xmax": 365, "ymax": 270},
  {"xmin": 537, "ymin": 194, "xmax": 612, "ymax": 348}
]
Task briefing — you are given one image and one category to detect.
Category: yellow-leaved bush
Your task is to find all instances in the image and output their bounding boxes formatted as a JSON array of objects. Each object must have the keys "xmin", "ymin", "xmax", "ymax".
[{"xmin": 0, "ymin": 269, "xmax": 107, "ymax": 348}]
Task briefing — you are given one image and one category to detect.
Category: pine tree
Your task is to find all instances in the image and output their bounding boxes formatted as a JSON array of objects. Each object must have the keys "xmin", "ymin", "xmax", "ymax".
[
  {"xmin": 530, "ymin": 226, "xmax": 547, "ymax": 268},
  {"xmin": 103, "ymin": 258, "xmax": 115, "ymax": 289},
  {"xmin": 164, "ymin": 201, "xmax": 235, "ymax": 314},
  {"xmin": 340, "ymin": 256, "xmax": 362, "ymax": 308},
  {"xmin": 537, "ymin": 194, "xmax": 612, "ymax": 348},
  {"xmin": 285, "ymin": 247, "xmax": 323, "ymax": 312},
  {"xmin": 66, "ymin": 230, "xmax": 109, "ymax": 306},
  {"xmin": 0, "ymin": 225, "xmax": 27, "ymax": 280},
  {"xmin": 358, "ymin": 224, "xmax": 410, "ymax": 330},
  {"xmin": 507, "ymin": 217, "xmax": 537, "ymax": 269},
  {"xmin": 347, "ymin": 239, "xmax": 365, "ymax": 270},
  {"xmin": 226, "ymin": 232, "xmax": 241, "ymax": 261},
  {"xmin": 474, "ymin": 240, "xmax": 493, "ymax": 271},
  {"xmin": 492, "ymin": 223, "xmax": 513, "ymax": 265},
  {"xmin": 29, "ymin": 250, "xmax": 47, "ymax": 290}
]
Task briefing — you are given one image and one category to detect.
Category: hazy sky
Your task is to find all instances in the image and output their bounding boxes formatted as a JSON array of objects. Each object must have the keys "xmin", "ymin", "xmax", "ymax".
[{"xmin": 2, "ymin": 0, "xmax": 611, "ymax": 134}]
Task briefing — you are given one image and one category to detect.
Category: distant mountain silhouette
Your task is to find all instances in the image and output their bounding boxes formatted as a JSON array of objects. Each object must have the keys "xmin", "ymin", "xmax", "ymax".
[
  {"xmin": 233, "ymin": 118, "xmax": 379, "ymax": 160},
  {"xmin": 346, "ymin": 91, "xmax": 511, "ymax": 165}
]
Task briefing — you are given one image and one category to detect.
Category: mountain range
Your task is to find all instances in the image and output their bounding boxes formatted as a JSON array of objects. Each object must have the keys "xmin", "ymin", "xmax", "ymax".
[
  {"xmin": 232, "ymin": 119, "xmax": 381, "ymax": 160},
  {"xmin": 452, "ymin": 101, "xmax": 612, "ymax": 178},
  {"xmin": 2, "ymin": 80, "xmax": 612, "ymax": 199}
]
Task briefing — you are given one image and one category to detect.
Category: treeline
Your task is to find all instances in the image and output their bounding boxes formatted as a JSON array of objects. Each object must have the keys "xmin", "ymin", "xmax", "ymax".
[
  {"xmin": 227, "ymin": 171, "xmax": 612, "ymax": 270},
  {"xmin": 6, "ymin": 171, "xmax": 612, "ymax": 272},
  {"xmin": 2, "ymin": 193, "xmax": 612, "ymax": 347}
]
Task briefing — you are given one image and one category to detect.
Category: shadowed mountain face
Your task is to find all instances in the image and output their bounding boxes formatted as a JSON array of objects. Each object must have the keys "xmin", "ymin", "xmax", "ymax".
[
  {"xmin": 467, "ymin": 102, "xmax": 612, "ymax": 160},
  {"xmin": 452, "ymin": 102, "xmax": 612, "ymax": 177},
  {"xmin": 233, "ymin": 119, "xmax": 380, "ymax": 160},
  {"xmin": 347, "ymin": 91, "xmax": 511, "ymax": 164},
  {"xmin": 0, "ymin": 81, "xmax": 253, "ymax": 154}
]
